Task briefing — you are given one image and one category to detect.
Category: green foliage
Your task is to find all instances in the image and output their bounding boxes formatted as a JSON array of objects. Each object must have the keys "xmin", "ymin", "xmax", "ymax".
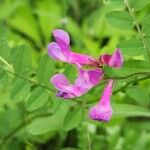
[
  {"xmin": 128, "ymin": 0, "xmax": 150, "ymax": 11},
  {"xmin": 104, "ymin": 60, "xmax": 150, "ymax": 77},
  {"xmin": 0, "ymin": 0, "xmax": 150, "ymax": 149},
  {"xmin": 63, "ymin": 107, "xmax": 83, "ymax": 131},
  {"xmin": 126, "ymin": 86, "xmax": 149, "ymax": 106},
  {"xmin": 25, "ymin": 87, "xmax": 49, "ymax": 111},
  {"xmin": 113, "ymin": 104, "xmax": 150, "ymax": 117},
  {"xmin": 12, "ymin": 45, "xmax": 32, "ymax": 76},
  {"xmin": 142, "ymin": 15, "xmax": 150, "ymax": 37},
  {"xmin": 117, "ymin": 38, "xmax": 145, "ymax": 56},
  {"xmin": 27, "ymin": 102, "xmax": 69, "ymax": 135},
  {"xmin": 105, "ymin": 11, "xmax": 134, "ymax": 29},
  {"xmin": 10, "ymin": 79, "xmax": 31, "ymax": 103},
  {"xmin": 37, "ymin": 54, "xmax": 55, "ymax": 86}
]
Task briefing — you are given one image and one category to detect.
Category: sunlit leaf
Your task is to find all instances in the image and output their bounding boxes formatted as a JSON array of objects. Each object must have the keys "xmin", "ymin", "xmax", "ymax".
[
  {"xmin": 105, "ymin": 11, "xmax": 134, "ymax": 29},
  {"xmin": 37, "ymin": 54, "xmax": 55, "ymax": 86},
  {"xmin": 113, "ymin": 104, "xmax": 150, "ymax": 117},
  {"xmin": 25, "ymin": 87, "xmax": 49, "ymax": 111},
  {"xmin": 117, "ymin": 39, "xmax": 145, "ymax": 56},
  {"xmin": 10, "ymin": 79, "xmax": 30, "ymax": 103},
  {"xmin": 142, "ymin": 15, "xmax": 150, "ymax": 37},
  {"xmin": 63, "ymin": 107, "xmax": 83, "ymax": 131},
  {"xmin": 126, "ymin": 86, "xmax": 150, "ymax": 106},
  {"xmin": 128, "ymin": 0, "xmax": 150, "ymax": 11},
  {"xmin": 27, "ymin": 102, "xmax": 69, "ymax": 135},
  {"xmin": 12, "ymin": 45, "xmax": 32, "ymax": 76}
]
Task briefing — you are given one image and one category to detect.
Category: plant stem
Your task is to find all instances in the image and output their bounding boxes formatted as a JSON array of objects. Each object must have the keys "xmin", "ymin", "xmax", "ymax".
[
  {"xmin": 113, "ymin": 75, "xmax": 150, "ymax": 94},
  {"xmin": 105, "ymin": 72, "xmax": 150, "ymax": 80},
  {"xmin": 124, "ymin": 0, "xmax": 150, "ymax": 58},
  {"xmin": 83, "ymin": 99, "xmax": 92, "ymax": 150},
  {"xmin": 0, "ymin": 65, "xmax": 55, "ymax": 92},
  {"xmin": 0, "ymin": 56, "xmax": 13, "ymax": 71}
]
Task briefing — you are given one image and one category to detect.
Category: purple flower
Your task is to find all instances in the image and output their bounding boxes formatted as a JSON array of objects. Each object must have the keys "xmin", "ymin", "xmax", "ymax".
[
  {"xmin": 51, "ymin": 67, "xmax": 104, "ymax": 99},
  {"xmin": 89, "ymin": 79, "xmax": 114, "ymax": 122},
  {"xmin": 48, "ymin": 29, "xmax": 124, "ymax": 122},
  {"xmin": 99, "ymin": 48, "xmax": 123, "ymax": 68},
  {"xmin": 48, "ymin": 29, "xmax": 97, "ymax": 67}
]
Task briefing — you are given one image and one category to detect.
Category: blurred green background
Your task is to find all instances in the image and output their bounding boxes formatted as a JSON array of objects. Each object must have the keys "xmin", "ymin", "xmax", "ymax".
[{"xmin": 0, "ymin": 0, "xmax": 150, "ymax": 150}]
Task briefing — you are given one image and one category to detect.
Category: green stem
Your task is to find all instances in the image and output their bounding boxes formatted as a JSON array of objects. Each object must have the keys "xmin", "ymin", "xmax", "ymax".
[
  {"xmin": 124, "ymin": 0, "xmax": 150, "ymax": 58},
  {"xmin": 0, "ymin": 56, "xmax": 13, "ymax": 71},
  {"xmin": 105, "ymin": 72, "xmax": 150, "ymax": 80},
  {"xmin": 83, "ymin": 99, "xmax": 92, "ymax": 150},
  {"xmin": 113, "ymin": 75, "xmax": 150, "ymax": 94},
  {"xmin": 0, "ymin": 65, "xmax": 55, "ymax": 92},
  {"xmin": 87, "ymin": 75, "xmax": 150, "ymax": 105}
]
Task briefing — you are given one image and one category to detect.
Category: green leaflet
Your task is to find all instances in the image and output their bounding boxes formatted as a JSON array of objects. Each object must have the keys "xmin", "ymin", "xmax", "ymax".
[
  {"xmin": 0, "ymin": 0, "xmax": 24, "ymax": 20},
  {"xmin": 27, "ymin": 102, "xmax": 69, "ymax": 135},
  {"xmin": 10, "ymin": 79, "xmax": 30, "ymax": 103},
  {"xmin": 37, "ymin": 54, "xmax": 55, "ymax": 87},
  {"xmin": 117, "ymin": 39, "xmax": 145, "ymax": 56},
  {"xmin": 7, "ymin": 5, "xmax": 41, "ymax": 45},
  {"xmin": 0, "ymin": 38, "xmax": 10, "ymax": 62},
  {"xmin": 104, "ymin": 0, "xmax": 124, "ymax": 9},
  {"xmin": 25, "ymin": 87, "xmax": 49, "ymax": 111},
  {"xmin": 126, "ymin": 86, "xmax": 150, "ymax": 106},
  {"xmin": 113, "ymin": 103, "xmax": 150, "ymax": 117},
  {"xmin": 63, "ymin": 107, "xmax": 83, "ymax": 131},
  {"xmin": 12, "ymin": 45, "xmax": 32, "ymax": 76},
  {"xmin": 105, "ymin": 11, "xmax": 134, "ymax": 30},
  {"xmin": 128, "ymin": 0, "xmax": 150, "ymax": 11},
  {"xmin": 142, "ymin": 15, "xmax": 150, "ymax": 37}
]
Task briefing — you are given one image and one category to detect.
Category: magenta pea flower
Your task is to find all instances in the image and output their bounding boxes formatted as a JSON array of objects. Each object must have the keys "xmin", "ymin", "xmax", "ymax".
[
  {"xmin": 100, "ymin": 48, "xmax": 123, "ymax": 68},
  {"xmin": 48, "ymin": 29, "xmax": 98, "ymax": 67},
  {"xmin": 51, "ymin": 67, "xmax": 104, "ymax": 99},
  {"xmin": 89, "ymin": 79, "xmax": 114, "ymax": 122},
  {"xmin": 48, "ymin": 29, "xmax": 123, "ymax": 122}
]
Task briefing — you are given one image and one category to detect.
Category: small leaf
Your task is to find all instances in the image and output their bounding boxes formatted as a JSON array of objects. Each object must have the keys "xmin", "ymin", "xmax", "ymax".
[
  {"xmin": 104, "ymin": 0, "xmax": 125, "ymax": 9},
  {"xmin": 117, "ymin": 39, "xmax": 145, "ymax": 56},
  {"xmin": 63, "ymin": 107, "xmax": 83, "ymax": 131},
  {"xmin": 27, "ymin": 103, "xmax": 69, "ymax": 135},
  {"xmin": 27, "ymin": 116, "xmax": 60, "ymax": 135},
  {"xmin": 128, "ymin": 0, "xmax": 150, "ymax": 11},
  {"xmin": 126, "ymin": 86, "xmax": 150, "ymax": 106},
  {"xmin": 37, "ymin": 54, "xmax": 55, "ymax": 86},
  {"xmin": 113, "ymin": 104, "xmax": 150, "ymax": 117},
  {"xmin": 142, "ymin": 15, "xmax": 150, "ymax": 37},
  {"xmin": 105, "ymin": 11, "xmax": 134, "ymax": 30},
  {"xmin": 25, "ymin": 87, "xmax": 49, "ymax": 111},
  {"xmin": 10, "ymin": 79, "xmax": 30, "ymax": 103},
  {"xmin": 0, "ymin": 38, "xmax": 10, "ymax": 61},
  {"xmin": 12, "ymin": 45, "xmax": 32, "ymax": 76}
]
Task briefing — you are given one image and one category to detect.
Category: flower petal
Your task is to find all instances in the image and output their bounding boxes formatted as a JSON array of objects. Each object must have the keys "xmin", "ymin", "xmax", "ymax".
[
  {"xmin": 53, "ymin": 29, "xmax": 70, "ymax": 46},
  {"xmin": 70, "ymin": 52, "xmax": 97, "ymax": 67},
  {"xmin": 89, "ymin": 79, "xmax": 114, "ymax": 122},
  {"xmin": 109, "ymin": 48, "xmax": 123, "ymax": 68},
  {"xmin": 100, "ymin": 54, "xmax": 111, "ymax": 66},
  {"xmin": 88, "ymin": 69, "xmax": 104, "ymax": 85},
  {"xmin": 48, "ymin": 42, "xmax": 67, "ymax": 61},
  {"xmin": 51, "ymin": 68, "xmax": 104, "ymax": 99},
  {"xmin": 51, "ymin": 74, "xmax": 70, "ymax": 91},
  {"xmin": 89, "ymin": 104, "xmax": 113, "ymax": 122},
  {"xmin": 74, "ymin": 68, "xmax": 104, "ymax": 96},
  {"xmin": 100, "ymin": 49, "xmax": 123, "ymax": 68}
]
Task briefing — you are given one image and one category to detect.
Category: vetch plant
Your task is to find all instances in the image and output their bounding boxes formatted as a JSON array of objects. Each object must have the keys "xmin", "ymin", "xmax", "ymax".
[{"xmin": 48, "ymin": 29, "xmax": 123, "ymax": 122}]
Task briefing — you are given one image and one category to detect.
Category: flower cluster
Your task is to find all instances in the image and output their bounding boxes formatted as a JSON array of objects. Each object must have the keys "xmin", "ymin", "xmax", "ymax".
[{"xmin": 48, "ymin": 29, "xmax": 123, "ymax": 122}]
